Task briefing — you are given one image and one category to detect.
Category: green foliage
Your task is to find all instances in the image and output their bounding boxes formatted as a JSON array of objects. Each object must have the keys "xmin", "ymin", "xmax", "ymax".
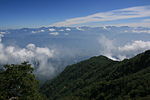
[
  {"xmin": 41, "ymin": 50, "xmax": 150, "ymax": 100},
  {"xmin": 0, "ymin": 62, "xmax": 47, "ymax": 100}
]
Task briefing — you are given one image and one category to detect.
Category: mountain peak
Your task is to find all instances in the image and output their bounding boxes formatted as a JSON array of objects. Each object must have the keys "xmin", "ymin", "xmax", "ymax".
[{"xmin": 41, "ymin": 50, "xmax": 150, "ymax": 100}]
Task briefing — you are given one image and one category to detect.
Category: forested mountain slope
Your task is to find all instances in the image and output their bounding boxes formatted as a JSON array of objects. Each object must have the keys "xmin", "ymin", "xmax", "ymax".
[{"xmin": 41, "ymin": 50, "xmax": 150, "ymax": 100}]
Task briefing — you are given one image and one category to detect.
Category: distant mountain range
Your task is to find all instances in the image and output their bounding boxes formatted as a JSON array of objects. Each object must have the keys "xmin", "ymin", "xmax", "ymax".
[
  {"xmin": 41, "ymin": 50, "xmax": 150, "ymax": 100},
  {"xmin": 1, "ymin": 26, "xmax": 150, "ymax": 47}
]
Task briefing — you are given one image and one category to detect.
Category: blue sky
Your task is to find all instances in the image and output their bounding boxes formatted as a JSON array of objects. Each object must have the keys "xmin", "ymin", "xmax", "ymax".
[{"xmin": 0, "ymin": 0, "xmax": 150, "ymax": 29}]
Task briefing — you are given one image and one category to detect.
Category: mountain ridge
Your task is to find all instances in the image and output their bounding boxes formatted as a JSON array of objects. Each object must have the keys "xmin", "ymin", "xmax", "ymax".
[{"xmin": 41, "ymin": 50, "xmax": 150, "ymax": 100}]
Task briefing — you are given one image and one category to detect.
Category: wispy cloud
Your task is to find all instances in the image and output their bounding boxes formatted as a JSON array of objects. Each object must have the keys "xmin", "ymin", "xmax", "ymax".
[{"xmin": 51, "ymin": 5, "xmax": 150, "ymax": 27}]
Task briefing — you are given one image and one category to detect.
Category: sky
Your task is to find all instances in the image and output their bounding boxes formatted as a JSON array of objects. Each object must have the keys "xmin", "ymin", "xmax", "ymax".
[{"xmin": 0, "ymin": 0, "xmax": 150, "ymax": 29}]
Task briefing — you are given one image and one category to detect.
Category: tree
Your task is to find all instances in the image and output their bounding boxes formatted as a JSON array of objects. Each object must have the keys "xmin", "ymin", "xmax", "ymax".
[{"xmin": 0, "ymin": 62, "xmax": 46, "ymax": 100}]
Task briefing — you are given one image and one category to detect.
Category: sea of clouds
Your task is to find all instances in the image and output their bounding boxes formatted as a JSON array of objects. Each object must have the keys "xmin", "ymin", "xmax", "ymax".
[
  {"xmin": 0, "ymin": 30, "xmax": 150, "ymax": 80},
  {"xmin": 0, "ymin": 34, "xmax": 57, "ymax": 79}
]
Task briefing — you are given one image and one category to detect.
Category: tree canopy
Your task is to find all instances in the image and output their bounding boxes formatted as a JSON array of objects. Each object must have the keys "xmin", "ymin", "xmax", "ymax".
[{"xmin": 0, "ymin": 62, "xmax": 46, "ymax": 100}]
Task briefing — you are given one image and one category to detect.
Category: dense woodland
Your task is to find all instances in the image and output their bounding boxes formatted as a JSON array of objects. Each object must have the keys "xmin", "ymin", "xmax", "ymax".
[
  {"xmin": 41, "ymin": 50, "xmax": 150, "ymax": 100},
  {"xmin": 0, "ymin": 62, "xmax": 47, "ymax": 100},
  {"xmin": 0, "ymin": 50, "xmax": 150, "ymax": 100}
]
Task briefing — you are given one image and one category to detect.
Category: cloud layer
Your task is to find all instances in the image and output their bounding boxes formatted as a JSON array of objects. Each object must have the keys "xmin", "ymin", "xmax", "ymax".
[
  {"xmin": 51, "ymin": 5, "xmax": 150, "ymax": 27},
  {"xmin": 0, "ymin": 28, "xmax": 150, "ymax": 80},
  {"xmin": 0, "ymin": 34, "xmax": 57, "ymax": 78},
  {"xmin": 99, "ymin": 36, "xmax": 150, "ymax": 60}
]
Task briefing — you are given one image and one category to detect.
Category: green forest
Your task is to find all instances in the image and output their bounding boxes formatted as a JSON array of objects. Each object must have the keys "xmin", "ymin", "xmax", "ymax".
[
  {"xmin": 1, "ymin": 50, "xmax": 150, "ymax": 100},
  {"xmin": 41, "ymin": 50, "xmax": 150, "ymax": 100},
  {"xmin": 0, "ymin": 62, "xmax": 47, "ymax": 100}
]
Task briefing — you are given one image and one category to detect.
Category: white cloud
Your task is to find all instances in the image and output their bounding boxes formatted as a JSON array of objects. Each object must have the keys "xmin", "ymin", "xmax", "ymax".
[
  {"xmin": 49, "ymin": 32, "xmax": 59, "ymax": 36},
  {"xmin": 51, "ymin": 5, "xmax": 150, "ymax": 27},
  {"xmin": 49, "ymin": 28, "xmax": 56, "ymax": 32},
  {"xmin": 99, "ymin": 36, "xmax": 150, "ymax": 60},
  {"xmin": 66, "ymin": 28, "xmax": 71, "ymax": 31},
  {"xmin": 31, "ymin": 30, "xmax": 45, "ymax": 34},
  {"xmin": 119, "ymin": 40, "xmax": 150, "ymax": 53},
  {"xmin": 1, "ymin": 43, "xmax": 51, "ymax": 60},
  {"xmin": 0, "ymin": 34, "xmax": 57, "ymax": 78},
  {"xmin": 98, "ymin": 36, "xmax": 117, "ymax": 60},
  {"xmin": 36, "ymin": 47, "xmax": 54, "ymax": 58},
  {"xmin": 40, "ymin": 30, "xmax": 45, "ymax": 32},
  {"xmin": 26, "ymin": 43, "xmax": 36, "ymax": 50}
]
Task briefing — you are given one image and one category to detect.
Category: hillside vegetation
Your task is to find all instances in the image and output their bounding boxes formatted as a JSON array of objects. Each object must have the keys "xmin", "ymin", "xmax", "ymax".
[
  {"xmin": 41, "ymin": 50, "xmax": 150, "ymax": 100},
  {"xmin": 0, "ymin": 62, "xmax": 47, "ymax": 100},
  {"xmin": 0, "ymin": 50, "xmax": 150, "ymax": 100}
]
